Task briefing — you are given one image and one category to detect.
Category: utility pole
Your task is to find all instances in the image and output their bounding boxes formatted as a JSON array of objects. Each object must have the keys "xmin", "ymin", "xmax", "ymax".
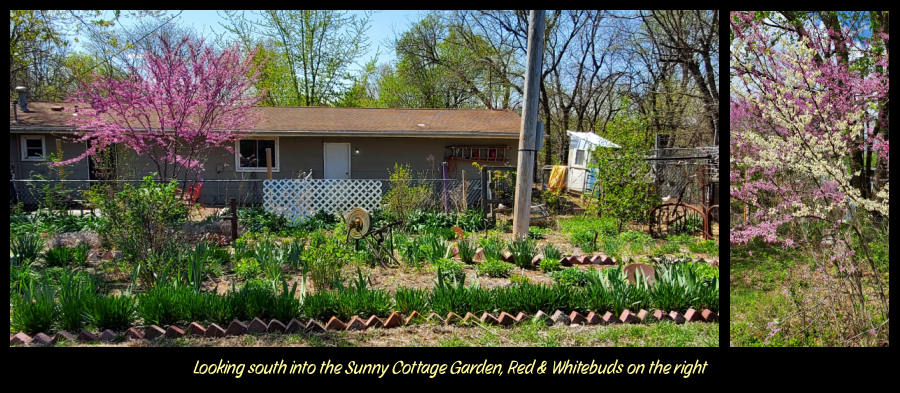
[{"xmin": 512, "ymin": 10, "xmax": 545, "ymax": 239}]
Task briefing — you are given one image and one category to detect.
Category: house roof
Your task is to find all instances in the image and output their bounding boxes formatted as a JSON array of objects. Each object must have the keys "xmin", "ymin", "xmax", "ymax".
[{"xmin": 10, "ymin": 102, "xmax": 523, "ymax": 137}]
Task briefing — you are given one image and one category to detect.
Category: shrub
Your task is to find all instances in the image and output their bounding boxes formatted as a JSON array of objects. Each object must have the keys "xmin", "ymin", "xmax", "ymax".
[
  {"xmin": 688, "ymin": 240, "xmax": 719, "ymax": 256},
  {"xmin": 11, "ymin": 232, "xmax": 44, "ymax": 264},
  {"xmin": 432, "ymin": 258, "xmax": 466, "ymax": 282},
  {"xmin": 508, "ymin": 237, "xmax": 539, "ymax": 268},
  {"xmin": 619, "ymin": 231, "xmax": 653, "ymax": 244},
  {"xmin": 539, "ymin": 258, "xmax": 563, "ymax": 273},
  {"xmin": 510, "ymin": 275, "xmax": 531, "ymax": 286},
  {"xmin": 477, "ymin": 259, "xmax": 514, "ymax": 278},
  {"xmin": 528, "ymin": 226, "xmax": 549, "ymax": 239},
  {"xmin": 87, "ymin": 293, "xmax": 137, "ymax": 331},
  {"xmin": 11, "ymin": 281, "xmax": 58, "ymax": 335},
  {"xmin": 550, "ymin": 268, "xmax": 589, "ymax": 287},
  {"xmin": 86, "ymin": 175, "xmax": 188, "ymax": 289},
  {"xmin": 457, "ymin": 238, "xmax": 477, "ymax": 264},
  {"xmin": 394, "ymin": 287, "xmax": 429, "ymax": 315},
  {"xmin": 235, "ymin": 258, "xmax": 262, "ymax": 280},
  {"xmin": 385, "ymin": 164, "xmax": 433, "ymax": 219}
]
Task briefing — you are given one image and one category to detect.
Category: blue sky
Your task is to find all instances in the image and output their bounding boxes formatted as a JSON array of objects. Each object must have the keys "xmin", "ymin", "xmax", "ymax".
[{"xmin": 161, "ymin": 10, "xmax": 419, "ymax": 70}]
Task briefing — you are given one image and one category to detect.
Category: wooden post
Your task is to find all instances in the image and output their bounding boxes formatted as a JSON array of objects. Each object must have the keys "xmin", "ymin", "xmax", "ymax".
[
  {"xmin": 266, "ymin": 148, "xmax": 273, "ymax": 180},
  {"xmin": 462, "ymin": 170, "xmax": 468, "ymax": 211},
  {"xmin": 56, "ymin": 139, "xmax": 64, "ymax": 179},
  {"xmin": 230, "ymin": 198, "xmax": 239, "ymax": 242},
  {"xmin": 512, "ymin": 10, "xmax": 545, "ymax": 240}
]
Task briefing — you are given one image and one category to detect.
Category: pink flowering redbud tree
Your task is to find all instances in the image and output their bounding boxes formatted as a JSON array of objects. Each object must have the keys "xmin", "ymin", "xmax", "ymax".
[
  {"xmin": 730, "ymin": 11, "xmax": 889, "ymax": 340},
  {"xmin": 61, "ymin": 36, "xmax": 265, "ymax": 183}
]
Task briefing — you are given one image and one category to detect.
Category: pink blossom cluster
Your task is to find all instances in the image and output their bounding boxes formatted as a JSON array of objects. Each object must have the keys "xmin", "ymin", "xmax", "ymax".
[{"xmin": 62, "ymin": 36, "xmax": 266, "ymax": 181}]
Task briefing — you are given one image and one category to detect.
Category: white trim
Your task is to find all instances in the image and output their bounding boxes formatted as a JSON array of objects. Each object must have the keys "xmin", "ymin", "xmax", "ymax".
[
  {"xmin": 235, "ymin": 136, "xmax": 280, "ymax": 173},
  {"xmin": 323, "ymin": 143, "xmax": 351, "ymax": 179},
  {"xmin": 20, "ymin": 135, "xmax": 47, "ymax": 162}
]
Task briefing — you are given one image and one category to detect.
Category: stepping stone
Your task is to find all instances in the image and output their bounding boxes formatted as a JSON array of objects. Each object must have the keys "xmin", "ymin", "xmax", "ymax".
[
  {"xmin": 51, "ymin": 332, "xmax": 76, "ymax": 345},
  {"xmin": 99, "ymin": 330, "xmax": 117, "ymax": 342},
  {"xmin": 366, "ymin": 316, "xmax": 385, "ymax": 329},
  {"xmin": 503, "ymin": 252, "xmax": 515, "ymax": 263},
  {"xmin": 514, "ymin": 313, "xmax": 530, "ymax": 323},
  {"xmin": 188, "ymin": 323, "xmax": 206, "ymax": 337},
  {"xmin": 78, "ymin": 331, "xmax": 99, "ymax": 342},
  {"xmin": 247, "ymin": 318, "xmax": 268, "ymax": 334},
  {"xmin": 531, "ymin": 255, "xmax": 543, "ymax": 266},
  {"xmin": 305, "ymin": 321, "xmax": 325, "ymax": 333},
  {"xmin": 225, "ymin": 320, "xmax": 248, "ymax": 337},
  {"xmin": 669, "ymin": 312, "xmax": 686, "ymax": 325},
  {"xmin": 636, "ymin": 310, "xmax": 651, "ymax": 323},
  {"xmin": 204, "ymin": 324, "xmax": 226, "ymax": 338},
  {"xmin": 653, "ymin": 310, "xmax": 674, "ymax": 323},
  {"xmin": 551, "ymin": 310, "xmax": 571, "ymax": 326},
  {"xmin": 325, "ymin": 317, "xmax": 347, "ymax": 331},
  {"xmin": 624, "ymin": 264, "xmax": 656, "ymax": 285},
  {"xmin": 445, "ymin": 313, "xmax": 463, "ymax": 325},
  {"xmin": 405, "ymin": 311, "xmax": 423, "ymax": 325},
  {"xmin": 165, "ymin": 326, "xmax": 185, "ymax": 339},
  {"xmin": 559, "ymin": 257, "xmax": 572, "ymax": 267},
  {"xmin": 427, "ymin": 313, "xmax": 445, "ymax": 324},
  {"xmin": 620, "ymin": 309, "xmax": 639, "ymax": 324},
  {"xmin": 684, "ymin": 309, "xmax": 705, "ymax": 323},
  {"xmin": 569, "ymin": 312, "xmax": 588, "ymax": 325},
  {"xmin": 267, "ymin": 320, "xmax": 287, "ymax": 334},
  {"xmin": 473, "ymin": 249, "xmax": 486, "ymax": 262},
  {"xmin": 497, "ymin": 312, "xmax": 516, "ymax": 326},
  {"xmin": 702, "ymin": 309, "xmax": 719, "ymax": 322},
  {"xmin": 480, "ymin": 313, "xmax": 499, "ymax": 326},
  {"xmin": 31, "ymin": 333, "xmax": 53, "ymax": 345},
  {"xmin": 10, "ymin": 332, "xmax": 32, "ymax": 346},
  {"xmin": 384, "ymin": 313, "xmax": 403, "ymax": 329},
  {"xmin": 602, "ymin": 312, "xmax": 622, "ymax": 325},
  {"xmin": 585, "ymin": 312, "xmax": 604, "ymax": 325},
  {"xmin": 346, "ymin": 317, "xmax": 367, "ymax": 331},
  {"xmin": 145, "ymin": 326, "xmax": 166, "ymax": 340},
  {"xmin": 285, "ymin": 319, "xmax": 306, "ymax": 334}
]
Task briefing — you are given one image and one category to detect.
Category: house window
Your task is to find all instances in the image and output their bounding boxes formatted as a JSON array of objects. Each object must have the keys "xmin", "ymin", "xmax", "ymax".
[
  {"xmin": 21, "ymin": 135, "xmax": 46, "ymax": 161},
  {"xmin": 236, "ymin": 137, "xmax": 280, "ymax": 172},
  {"xmin": 575, "ymin": 149, "xmax": 586, "ymax": 166}
]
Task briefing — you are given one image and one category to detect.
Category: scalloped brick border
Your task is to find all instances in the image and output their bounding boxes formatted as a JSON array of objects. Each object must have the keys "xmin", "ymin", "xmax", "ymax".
[{"xmin": 10, "ymin": 308, "xmax": 718, "ymax": 346}]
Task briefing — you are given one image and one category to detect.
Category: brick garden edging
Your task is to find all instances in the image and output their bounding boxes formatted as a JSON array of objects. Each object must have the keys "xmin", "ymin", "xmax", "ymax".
[{"xmin": 10, "ymin": 308, "xmax": 720, "ymax": 346}]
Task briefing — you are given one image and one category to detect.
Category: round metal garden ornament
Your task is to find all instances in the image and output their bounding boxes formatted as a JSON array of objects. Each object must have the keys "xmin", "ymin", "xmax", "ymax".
[{"xmin": 346, "ymin": 207, "xmax": 371, "ymax": 240}]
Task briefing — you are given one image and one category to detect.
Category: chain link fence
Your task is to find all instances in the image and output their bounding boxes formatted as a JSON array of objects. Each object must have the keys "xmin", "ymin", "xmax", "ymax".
[{"xmin": 10, "ymin": 178, "xmax": 483, "ymax": 213}]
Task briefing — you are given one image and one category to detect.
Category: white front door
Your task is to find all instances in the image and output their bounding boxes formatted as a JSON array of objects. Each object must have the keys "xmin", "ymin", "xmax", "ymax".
[{"xmin": 324, "ymin": 143, "xmax": 351, "ymax": 179}]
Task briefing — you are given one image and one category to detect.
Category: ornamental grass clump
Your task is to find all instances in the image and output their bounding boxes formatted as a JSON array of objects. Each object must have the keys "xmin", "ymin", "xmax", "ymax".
[
  {"xmin": 650, "ymin": 263, "xmax": 700, "ymax": 313},
  {"xmin": 11, "ymin": 232, "xmax": 45, "ymax": 264},
  {"xmin": 87, "ymin": 292, "xmax": 137, "ymax": 331},
  {"xmin": 11, "ymin": 281, "xmax": 58, "ymax": 335},
  {"xmin": 394, "ymin": 287, "xmax": 429, "ymax": 315},
  {"xmin": 541, "ymin": 243, "xmax": 563, "ymax": 263},
  {"xmin": 457, "ymin": 237, "xmax": 477, "ymax": 264},
  {"xmin": 58, "ymin": 269, "xmax": 97, "ymax": 332},
  {"xmin": 479, "ymin": 236, "xmax": 504, "ymax": 262},
  {"xmin": 508, "ymin": 237, "xmax": 539, "ymax": 268}
]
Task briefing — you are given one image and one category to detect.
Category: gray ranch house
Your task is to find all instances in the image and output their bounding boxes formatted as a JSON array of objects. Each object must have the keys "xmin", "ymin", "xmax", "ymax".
[{"xmin": 10, "ymin": 101, "xmax": 521, "ymax": 206}]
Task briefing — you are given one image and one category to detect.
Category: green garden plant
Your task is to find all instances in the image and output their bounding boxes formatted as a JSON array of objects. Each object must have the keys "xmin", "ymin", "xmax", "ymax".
[
  {"xmin": 11, "ymin": 280, "xmax": 58, "ymax": 335},
  {"xmin": 86, "ymin": 292, "xmax": 137, "ymax": 331},
  {"xmin": 432, "ymin": 258, "xmax": 466, "ymax": 282},
  {"xmin": 541, "ymin": 243, "xmax": 563, "ymax": 263},
  {"xmin": 476, "ymin": 259, "xmax": 514, "ymax": 278},
  {"xmin": 457, "ymin": 237, "xmax": 477, "ymax": 264},
  {"xmin": 11, "ymin": 232, "xmax": 45, "ymax": 264},
  {"xmin": 508, "ymin": 237, "xmax": 539, "ymax": 268},
  {"xmin": 479, "ymin": 236, "xmax": 504, "ymax": 262}
]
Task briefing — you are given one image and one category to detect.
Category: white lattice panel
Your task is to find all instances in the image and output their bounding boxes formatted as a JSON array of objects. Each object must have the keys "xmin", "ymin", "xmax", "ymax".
[{"xmin": 263, "ymin": 180, "xmax": 382, "ymax": 224}]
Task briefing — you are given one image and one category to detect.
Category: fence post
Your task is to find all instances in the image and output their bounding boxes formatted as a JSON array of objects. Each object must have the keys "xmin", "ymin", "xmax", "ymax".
[
  {"xmin": 481, "ymin": 168, "xmax": 488, "ymax": 231},
  {"xmin": 266, "ymin": 148, "xmax": 273, "ymax": 180},
  {"xmin": 442, "ymin": 162, "xmax": 450, "ymax": 214},
  {"xmin": 230, "ymin": 198, "xmax": 238, "ymax": 242},
  {"xmin": 462, "ymin": 171, "xmax": 468, "ymax": 211}
]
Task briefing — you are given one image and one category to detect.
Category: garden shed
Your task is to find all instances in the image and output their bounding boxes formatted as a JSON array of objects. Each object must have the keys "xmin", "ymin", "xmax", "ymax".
[{"xmin": 566, "ymin": 131, "xmax": 620, "ymax": 193}]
